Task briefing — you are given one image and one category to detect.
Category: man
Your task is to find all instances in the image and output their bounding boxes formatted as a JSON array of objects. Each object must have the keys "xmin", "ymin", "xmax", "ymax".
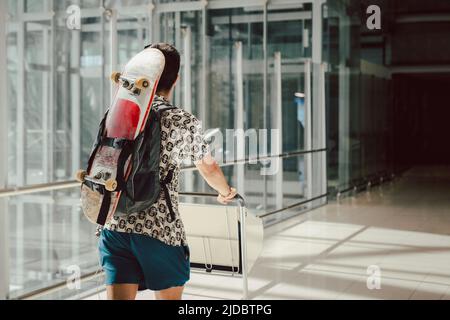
[{"xmin": 98, "ymin": 43, "xmax": 237, "ymax": 300}]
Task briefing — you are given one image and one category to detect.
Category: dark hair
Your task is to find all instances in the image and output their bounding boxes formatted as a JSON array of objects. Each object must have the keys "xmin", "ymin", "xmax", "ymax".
[{"xmin": 145, "ymin": 43, "xmax": 180, "ymax": 93}]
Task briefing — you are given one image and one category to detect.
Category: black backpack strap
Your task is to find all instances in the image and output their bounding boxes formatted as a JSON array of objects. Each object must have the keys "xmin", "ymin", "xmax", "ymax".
[
  {"xmin": 156, "ymin": 106, "xmax": 177, "ymax": 222},
  {"xmin": 160, "ymin": 169, "xmax": 176, "ymax": 222},
  {"xmin": 114, "ymin": 140, "xmax": 135, "ymax": 195},
  {"xmin": 97, "ymin": 190, "xmax": 112, "ymax": 226},
  {"xmin": 87, "ymin": 110, "xmax": 109, "ymax": 172},
  {"xmin": 82, "ymin": 180, "xmax": 111, "ymax": 226}
]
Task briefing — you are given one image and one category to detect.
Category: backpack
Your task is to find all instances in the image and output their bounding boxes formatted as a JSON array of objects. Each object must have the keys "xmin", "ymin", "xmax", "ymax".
[{"xmin": 86, "ymin": 104, "xmax": 177, "ymax": 221}]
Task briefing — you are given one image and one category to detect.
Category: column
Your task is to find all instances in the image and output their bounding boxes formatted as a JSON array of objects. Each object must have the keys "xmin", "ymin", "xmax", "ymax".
[
  {"xmin": 235, "ymin": 42, "xmax": 245, "ymax": 196},
  {"xmin": 182, "ymin": 27, "xmax": 194, "ymax": 198},
  {"xmin": 273, "ymin": 52, "xmax": 283, "ymax": 209},
  {"xmin": 0, "ymin": 0, "xmax": 10, "ymax": 300},
  {"xmin": 304, "ymin": 60, "xmax": 313, "ymax": 202}
]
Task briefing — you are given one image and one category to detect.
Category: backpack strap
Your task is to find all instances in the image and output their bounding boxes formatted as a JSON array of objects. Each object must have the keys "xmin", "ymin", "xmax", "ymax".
[
  {"xmin": 160, "ymin": 169, "xmax": 176, "ymax": 222},
  {"xmin": 156, "ymin": 105, "xmax": 177, "ymax": 222},
  {"xmin": 97, "ymin": 190, "xmax": 112, "ymax": 225},
  {"xmin": 87, "ymin": 110, "xmax": 109, "ymax": 172},
  {"xmin": 114, "ymin": 139, "xmax": 135, "ymax": 195},
  {"xmin": 82, "ymin": 180, "xmax": 112, "ymax": 226}
]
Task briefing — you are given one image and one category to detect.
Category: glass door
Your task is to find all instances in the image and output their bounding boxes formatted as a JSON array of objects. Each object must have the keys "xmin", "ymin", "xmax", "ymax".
[
  {"xmin": 158, "ymin": 9, "xmax": 203, "ymax": 117},
  {"xmin": 155, "ymin": 2, "xmax": 327, "ymax": 220},
  {"xmin": 157, "ymin": 8, "xmax": 204, "ymax": 196}
]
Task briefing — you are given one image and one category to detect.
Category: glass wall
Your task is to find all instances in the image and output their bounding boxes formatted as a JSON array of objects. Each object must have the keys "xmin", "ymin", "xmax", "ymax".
[
  {"xmin": 2, "ymin": 0, "xmax": 328, "ymax": 299},
  {"xmin": 8, "ymin": 190, "xmax": 98, "ymax": 299},
  {"xmin": 324, "ymin": 0, "xmax": 394, "ymax": 196}
]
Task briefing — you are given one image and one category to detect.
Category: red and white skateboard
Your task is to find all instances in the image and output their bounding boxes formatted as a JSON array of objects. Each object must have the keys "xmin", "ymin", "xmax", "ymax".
[{"xmin": 76, "ymin": 48, "xmax": 165, "ymax": 225}]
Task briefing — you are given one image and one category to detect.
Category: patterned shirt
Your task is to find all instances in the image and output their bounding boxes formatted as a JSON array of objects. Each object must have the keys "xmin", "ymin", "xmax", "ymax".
[{"xmin": 104, "ymin": 96, "xmax": 209, "ymax": 247}]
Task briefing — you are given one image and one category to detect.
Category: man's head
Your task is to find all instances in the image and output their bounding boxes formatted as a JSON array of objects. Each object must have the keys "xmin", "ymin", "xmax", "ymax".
[{"xmin": 145, "ymin": 43, "xmax": 180, "ymax": 94}]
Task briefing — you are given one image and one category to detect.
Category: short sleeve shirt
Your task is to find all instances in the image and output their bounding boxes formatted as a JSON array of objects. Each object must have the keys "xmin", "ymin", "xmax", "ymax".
[{"xmin": 104, "ymin": 96, "xmax": 209, "ymax": 247}]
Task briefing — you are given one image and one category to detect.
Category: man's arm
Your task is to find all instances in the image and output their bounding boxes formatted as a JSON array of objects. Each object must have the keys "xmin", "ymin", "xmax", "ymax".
[{"xmin": 195, "ymin": 154, "xmax": 237, "ymax": 205}]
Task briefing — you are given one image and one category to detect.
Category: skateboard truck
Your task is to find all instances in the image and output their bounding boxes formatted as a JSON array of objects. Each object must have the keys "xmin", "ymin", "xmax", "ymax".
[
  {"xmin": 76, "ymin": 170, "xmax": 118, "ymax": 192},
  {"xmin": 111, "ymin": 72, "xmax": 150, "ymax": 94}
]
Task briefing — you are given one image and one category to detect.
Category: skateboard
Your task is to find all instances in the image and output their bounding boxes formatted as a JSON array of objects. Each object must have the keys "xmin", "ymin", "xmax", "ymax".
[{"xmin": 76, "ymin": 48, "xmax": 165, "ymax": 225}]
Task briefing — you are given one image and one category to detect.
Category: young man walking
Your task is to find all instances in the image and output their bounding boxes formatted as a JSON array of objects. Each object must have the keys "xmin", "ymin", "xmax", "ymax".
[{"xmin": 98, "ymin": 43, "xmax": 237, "ymax": 300}]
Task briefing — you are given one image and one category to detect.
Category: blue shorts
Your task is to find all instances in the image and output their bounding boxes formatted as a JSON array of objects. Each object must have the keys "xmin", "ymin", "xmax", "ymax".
[{"xmin": 98, "ymin": 229, "xmax": 190, "ymax": 291}]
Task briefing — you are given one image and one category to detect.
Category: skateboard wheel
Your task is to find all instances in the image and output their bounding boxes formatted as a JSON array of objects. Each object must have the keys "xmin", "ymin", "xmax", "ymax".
[
  {"xmin": 135, "ymin": 78, "xmax": 150, "ymax": 90},
  {"xmin": 105, "ymin": 179, "xmax": 118, "ymax": 192},
  {"xmin": 75, "ymin": 170, "xmax": 87, "ymax": 183},
  {"xmin": 111, "ymin": 72, "xmax": 121, "ymax": 84}
]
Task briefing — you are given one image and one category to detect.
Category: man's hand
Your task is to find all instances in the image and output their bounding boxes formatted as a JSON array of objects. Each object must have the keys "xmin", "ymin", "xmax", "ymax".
[{"xmin": 217, "ymin": 187, "xmax": 237, "ymax": 205}]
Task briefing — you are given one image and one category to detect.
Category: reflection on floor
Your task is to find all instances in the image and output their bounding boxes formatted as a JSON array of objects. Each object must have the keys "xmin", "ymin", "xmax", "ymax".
[{"xmin": 86, "ymin": 166, "xmax": 450, "ymax": 300}]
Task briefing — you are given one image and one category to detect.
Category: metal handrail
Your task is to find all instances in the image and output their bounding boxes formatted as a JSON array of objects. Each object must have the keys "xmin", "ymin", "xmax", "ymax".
[
  {"xmin": 0, "ymin": 180, "xmax": 79, "ymax": 198},
  {"xmin": 0, "ymin": 148, "xmax": 327, "ymax": 199}
]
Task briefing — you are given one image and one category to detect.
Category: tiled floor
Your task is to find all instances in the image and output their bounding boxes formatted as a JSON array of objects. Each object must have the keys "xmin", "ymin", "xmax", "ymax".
[{"xmin": 86, "ymin": 166, "xmax": 450, "ymax": 300}]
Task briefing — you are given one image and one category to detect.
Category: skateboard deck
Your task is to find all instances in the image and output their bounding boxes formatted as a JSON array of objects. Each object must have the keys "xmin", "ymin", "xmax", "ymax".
[{"xmin": 77, "ymin": 48, "xmax": 165, "ymax": 225}]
